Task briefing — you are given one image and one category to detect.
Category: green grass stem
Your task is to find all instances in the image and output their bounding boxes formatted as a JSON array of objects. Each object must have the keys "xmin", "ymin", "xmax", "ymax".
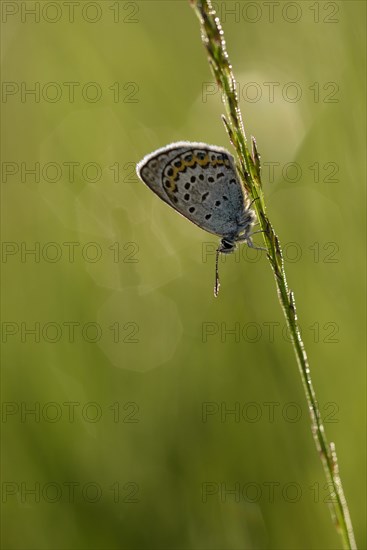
[{"xmin": 190, "ymin": 1, "xmax": 357, "ymax": 548}]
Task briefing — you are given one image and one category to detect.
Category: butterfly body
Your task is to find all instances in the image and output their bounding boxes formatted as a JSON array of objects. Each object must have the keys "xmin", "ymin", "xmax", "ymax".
[{"xmin": 136, "ymin": 142, "xmax": 256, "ymax": 295}]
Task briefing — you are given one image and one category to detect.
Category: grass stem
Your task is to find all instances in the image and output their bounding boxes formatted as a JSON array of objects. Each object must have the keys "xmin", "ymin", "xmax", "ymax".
[{"xmin": 189, "ymin": 1, "xmax": 357, "ymax": 548}]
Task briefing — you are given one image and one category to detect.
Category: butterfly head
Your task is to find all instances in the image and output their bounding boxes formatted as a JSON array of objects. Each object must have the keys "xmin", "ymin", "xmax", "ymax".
[{"xmin": 218, "ymin": 237, "xmax": 236, "ymax": 254}]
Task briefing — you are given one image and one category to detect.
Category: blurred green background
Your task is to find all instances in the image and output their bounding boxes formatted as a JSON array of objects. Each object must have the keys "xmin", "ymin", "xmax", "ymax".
[{"xmin": 1, "ymin": 1, "xmax": 366, "ymax": 549}]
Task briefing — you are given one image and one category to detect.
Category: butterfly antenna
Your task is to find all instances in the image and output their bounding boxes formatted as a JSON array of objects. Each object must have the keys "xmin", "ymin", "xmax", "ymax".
[{"xmin": 214, "ymin": 248, "xmax": 221, "ymax": 297}]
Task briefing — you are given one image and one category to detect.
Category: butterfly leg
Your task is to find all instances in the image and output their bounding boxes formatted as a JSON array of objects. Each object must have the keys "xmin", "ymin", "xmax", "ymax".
[
  {"xmin": 248, "ymin": 196, "xmax": 261, "ymax": 208},
  {"xmin": 246, "ymin": 236, "xmax": 267, "ymax": 252},
  {"xmin": 249, "ymin": 229, "xmax": 266, "ymax": 237}
]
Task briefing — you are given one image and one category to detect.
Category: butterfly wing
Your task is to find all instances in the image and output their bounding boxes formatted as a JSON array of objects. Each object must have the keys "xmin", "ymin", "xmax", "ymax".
[
  {"xmin": 137, "ymin": 143, "xmax": 190, "ymax": 206},
  {"xmin": 137, "ymin": 142, "xmax": 248, "ymax": 238}
]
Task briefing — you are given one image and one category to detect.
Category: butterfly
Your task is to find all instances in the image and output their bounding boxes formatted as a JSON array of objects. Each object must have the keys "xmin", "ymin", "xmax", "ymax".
[{"xmin": 136, "ymin": 142, "xmax": 259, "ymax": 296}]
